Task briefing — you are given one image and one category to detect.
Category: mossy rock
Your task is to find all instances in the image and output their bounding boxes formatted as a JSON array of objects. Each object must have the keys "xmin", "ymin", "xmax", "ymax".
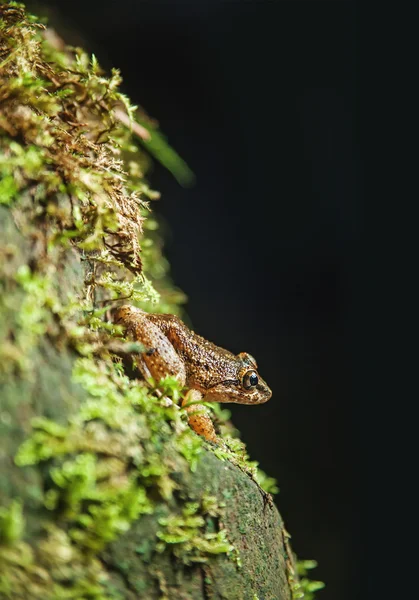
[
  {"xmin": 0, "ymin": 192, "xmax": 291, "ymax": 600},
  {"xmin": 0, "ymin": 3, "xmax": 322, "ymax": 599}
]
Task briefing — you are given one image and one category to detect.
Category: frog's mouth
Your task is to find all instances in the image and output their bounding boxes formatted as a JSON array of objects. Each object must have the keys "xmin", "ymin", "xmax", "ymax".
[
  {"xmin": 205, "ymin": 380, "xmax": 272, "ymax": 405},
  {"xmin": 247, "ymin": 383, "xmax": 272, "ymax": 404},
  {"xmin": 255, "ymin": 383, "xmax": 273, "ymax": 404}
]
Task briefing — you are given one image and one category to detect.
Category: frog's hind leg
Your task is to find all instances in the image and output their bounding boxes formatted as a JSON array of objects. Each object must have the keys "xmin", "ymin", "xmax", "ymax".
[
  {"xmin": 114, "ymin": 305, "xmax": 186, "ymax": 385},
  {"xmin": 182, "ymin": 390, "xmax": 218, "ymax": 443},
  {"xmin": 128, "ymin": 353, "xmax": 174, "ymax": 408}
]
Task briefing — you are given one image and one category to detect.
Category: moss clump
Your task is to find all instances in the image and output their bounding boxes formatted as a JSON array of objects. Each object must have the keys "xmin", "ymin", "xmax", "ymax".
[
  {"xmin": 291, "ymin": 561, "xmax": 325, "ymax": 600},
  {"xmin": 156, "ymin": 496, "xmax": 236, "ymax": 566},
  {"xmin": 0, "ymin": 1, "xmax": 185, "ymax": 321},
  {"xmin": 14, "ymin": 357, "xmax": 204, "ymax": 553},
  {"xmin": 0, "ymin": 528, "xmax": 112, "ymax": 599},
  {"xmin": 0, "ymin": 500, "xmax": 24, "ymax": 544}
]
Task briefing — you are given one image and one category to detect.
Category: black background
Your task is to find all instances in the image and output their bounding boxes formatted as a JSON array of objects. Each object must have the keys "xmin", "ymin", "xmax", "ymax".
[{"xmin": 31, "ymin": 1, "xmax": 362, "ymax": 598}]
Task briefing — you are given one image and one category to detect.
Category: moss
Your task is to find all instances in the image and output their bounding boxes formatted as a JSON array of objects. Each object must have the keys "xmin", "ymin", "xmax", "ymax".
[
  {"xmin": 0, "ymin": 529, "xmax": 111, "ymax": 599},
  {"xmin": 292, "ymin": 561, "xmax": 325, "ymax": 600},
  {"xmin": 10, "ymin": 352, "xmax": 237, "ymax": 594},
  {"xmin": 0, "ymin": 1, "xmax": 185, "ymax": 315},
  {"xmin": 155, "ymin": 496, "xmax": 236, "ymax": 566},
  {"xmin": 0, "ymin": 500, "xmax": 24, "ymax": 544}
]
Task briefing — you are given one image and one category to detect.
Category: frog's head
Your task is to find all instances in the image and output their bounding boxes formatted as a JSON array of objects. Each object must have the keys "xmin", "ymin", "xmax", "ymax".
[{"xmin": 205, "ymin": 351, "xmax": 272, "ymax": 405}]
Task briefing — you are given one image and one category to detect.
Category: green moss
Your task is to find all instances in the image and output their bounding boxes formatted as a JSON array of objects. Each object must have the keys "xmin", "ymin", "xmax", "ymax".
[
  {"xmin": 9, "ymin": 340, "xmax": 278, "ymax": 594},
  {"xmin": 13, "ymin": 356, "xmax": 203, "ymax": 530},
  {"xmin": 0, "ymin": 1, "xmax": 187, "ymax": 316},
  {"xmin": 293, "ymin": 561, "xmax": 325, "ymax": 600},
  {"xmin": 9, "ymin": 353, "xmax": 241, "ymax": 596},
  {"xmin": 0, "ymin": 500, "xmax": 24, "ymax": 544},
  {"xmin": 0, "ymin": 529, "xmax": 111, "ymax": 599},
  {"xmin": 0, "ymin": 142, "xmax": 55, "ymax": 206},
  {"xmin": 155, "ymin": 496, "xmax": 235, "ymax": 566}
]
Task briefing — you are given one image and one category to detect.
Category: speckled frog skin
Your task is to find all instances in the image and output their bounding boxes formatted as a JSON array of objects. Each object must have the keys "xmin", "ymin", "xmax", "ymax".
[{"xmin": 114, "ymin": 305, "xmax": 272, "ymax": 442}]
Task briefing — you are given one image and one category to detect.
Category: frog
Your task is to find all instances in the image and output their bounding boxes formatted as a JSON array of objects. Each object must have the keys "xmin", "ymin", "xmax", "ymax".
[{"xmin": 113, "ymin": 305, "xmax": 272, "ymax": 443}]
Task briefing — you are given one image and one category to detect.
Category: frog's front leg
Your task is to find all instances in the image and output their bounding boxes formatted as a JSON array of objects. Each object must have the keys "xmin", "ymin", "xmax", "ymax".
[{"xmin": 182, "ymin": 390, "xmax": 218, "ymax": 443}]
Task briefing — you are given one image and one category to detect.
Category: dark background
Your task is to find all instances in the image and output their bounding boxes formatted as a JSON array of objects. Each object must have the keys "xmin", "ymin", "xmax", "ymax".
[{"xmin": 31, "ymin": 1, "xmax": 361, "ymax": 598}]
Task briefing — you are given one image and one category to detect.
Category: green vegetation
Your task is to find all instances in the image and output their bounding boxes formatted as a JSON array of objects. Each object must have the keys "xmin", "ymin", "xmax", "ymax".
[{"xmin": 293, "ymin": 561, "xmax": 326, "ymax": 600}]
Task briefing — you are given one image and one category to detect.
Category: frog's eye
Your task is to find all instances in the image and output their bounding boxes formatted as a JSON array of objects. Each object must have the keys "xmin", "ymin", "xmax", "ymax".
[{"xmin": 242, "ymin": 370, "xmax": 259, "ymax": 390}]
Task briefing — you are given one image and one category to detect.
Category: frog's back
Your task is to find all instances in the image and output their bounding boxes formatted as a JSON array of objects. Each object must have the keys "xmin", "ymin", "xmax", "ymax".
[{"xmin": 146, "ymin": 312, "xmax": 241, "ymax": 390}]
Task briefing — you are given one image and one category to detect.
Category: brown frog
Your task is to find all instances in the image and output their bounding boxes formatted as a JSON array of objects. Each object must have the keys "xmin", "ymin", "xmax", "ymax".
[{"xmin": 114, "ymin": 305, "xmax": 272, "ymax": 443}]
